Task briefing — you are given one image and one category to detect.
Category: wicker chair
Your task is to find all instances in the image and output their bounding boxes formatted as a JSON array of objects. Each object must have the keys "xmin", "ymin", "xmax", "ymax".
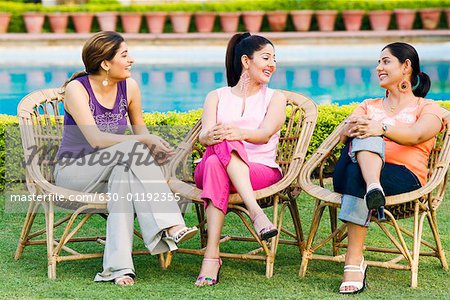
[
  {"xmin": 298, "ymin": 107, "xmax": 450, "ymax": 288},
  {"xmin": 165, "ymin": 90, "xmax": 317, "ymax": 277},
  {"xmin": 15, "ymin": 88, "xmax": 170, "ymax": 279}
]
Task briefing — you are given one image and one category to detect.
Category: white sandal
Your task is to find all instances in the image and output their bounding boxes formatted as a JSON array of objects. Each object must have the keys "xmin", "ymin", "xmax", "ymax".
[
  {"xmin": 339, "ymin": 257, "xmax": 368, "ymax": 294},
  {"xmin": 164, "ymin": 226, "xmax": 198, "ymax": 244}
]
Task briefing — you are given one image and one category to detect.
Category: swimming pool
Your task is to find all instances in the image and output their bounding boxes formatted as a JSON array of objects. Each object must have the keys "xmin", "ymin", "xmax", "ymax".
[{"xmin": 1, "ymin": 62, "xmax": 449, "ymax": 115}]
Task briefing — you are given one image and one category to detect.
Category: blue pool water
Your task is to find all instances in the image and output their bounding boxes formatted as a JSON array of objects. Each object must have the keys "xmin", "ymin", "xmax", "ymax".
[{"xmin": 1, "ymin": 62, "xmax": 449, "ymax": 115}]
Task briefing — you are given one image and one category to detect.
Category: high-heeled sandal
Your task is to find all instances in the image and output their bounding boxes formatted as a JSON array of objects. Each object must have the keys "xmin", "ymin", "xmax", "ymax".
[
  {"xmin": 251, "ymin": 212, "xmax": 278, "ymax": 241},
  {"xmin": 163, "ymin": 226, "xmax": 198, "ymax": 244},
  {"xmin": 195, "ymin": 258, "xmax": 222, "ymax": 287},
  {"xmin": 339, "ymin": 257, "xmax": 368, "ymax": 294}
]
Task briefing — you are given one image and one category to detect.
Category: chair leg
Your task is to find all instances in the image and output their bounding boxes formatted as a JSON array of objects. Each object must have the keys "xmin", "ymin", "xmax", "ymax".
[
  {"xmin": 288, "ymin": 197, "xmax": 305, "ymax": 254},
  {"xmin": 195, "ymin": 203, "xmax": 207, "ymax": 248},
  {"xmin": 329, "ymin": 206, "xmax": 339, "ymax": 256},
  {"xmin": 44, "ymin": 201, "xmax": 56, "ymax": 279},
  {"xmin": 428, "ymin": 210, "xmax": 449, "ymax": 270},
  {"xmin": 15, "ymin": 200, "xmax": 39, "ymax": 260},
  {"xmin": 159, "ymin": 251, "xmax": 173, "ymax": 270},
  {"xmin": 411, "ymin": 203, "xmax": 427, "ymax": 288},
  {"xmin": 299, "ymin": 201, "xmax": 326, "ymax": 277}
]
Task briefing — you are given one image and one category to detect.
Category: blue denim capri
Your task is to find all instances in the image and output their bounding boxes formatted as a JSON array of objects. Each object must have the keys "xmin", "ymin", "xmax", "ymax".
[{"xmin": 333, "ymin": 137, "xmax": 421, "ymax": 226}]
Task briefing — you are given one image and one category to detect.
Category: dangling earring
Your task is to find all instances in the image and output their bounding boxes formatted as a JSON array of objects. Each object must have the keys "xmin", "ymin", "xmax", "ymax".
[
  {"xmin": 398, "ymin": 78, "xmax": 410, "ymax": 93},
  {"xmin": 102, "ymin": 69, "xmax": 109, "ymax": 87},
  {"xmin": 238, "ymin": 70, "xmax": 250, "ymax": 97}
]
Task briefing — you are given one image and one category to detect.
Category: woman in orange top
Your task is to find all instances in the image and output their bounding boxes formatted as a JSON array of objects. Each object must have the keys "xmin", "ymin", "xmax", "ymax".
[{"xmin": 334, "ymin": 42, "xmax": 444, "ymax": 294}]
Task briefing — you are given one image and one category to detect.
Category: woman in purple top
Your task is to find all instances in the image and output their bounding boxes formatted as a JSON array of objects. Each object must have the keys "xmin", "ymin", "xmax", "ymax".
[{"xmin": 54, "ymin": 31, "xmax": 197, "ymax": 286}]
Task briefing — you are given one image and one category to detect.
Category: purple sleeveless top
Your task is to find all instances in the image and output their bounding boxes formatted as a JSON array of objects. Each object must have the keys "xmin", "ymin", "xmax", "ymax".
[{"xmin": 57, "ymin": 75, "xmax": 128, "ymax": 159}]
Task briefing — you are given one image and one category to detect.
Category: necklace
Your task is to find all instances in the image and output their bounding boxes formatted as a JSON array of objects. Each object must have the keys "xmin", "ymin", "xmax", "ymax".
[{"xmin": 385, "ymin": 98, "xmax": 397, "ymax": 112}]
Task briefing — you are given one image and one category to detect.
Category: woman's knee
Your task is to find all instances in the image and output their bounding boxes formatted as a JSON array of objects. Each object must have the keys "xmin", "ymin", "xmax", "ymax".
[{"xmin": 203, "ymin": 154, "xmax": 222, "ymax": 170}]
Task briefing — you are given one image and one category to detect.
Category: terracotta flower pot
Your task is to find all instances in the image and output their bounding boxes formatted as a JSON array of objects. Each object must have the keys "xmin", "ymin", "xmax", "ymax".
[
  {"xmin": 446, "ymin": 9, "xmax": 450, "ymax": 29},
  {"xmin": 48, "ymin": 13, "xmax": 69, "ymax": 33},
  {"xmin": 194, "ymin": 12, "xmax": 215, "ymax": 33},
  {"xmin": 22, "ymin": 12, "xmax": 45, "ymax": 34},
  {"xmin": 290, "ymin": 10, "xmax": 313, "ymax": 32},
  {"xmin": 144, "ymin": 12, "xmax": 167, "ymax": 34},
  {"xmin": 393, "ymin": 9, "xmax": 416, "ymax": 30},
  {"xmin": 316, "ymin": 10, "xmax": 338, "ymax": 32},
  {"xmin": 219, "ymin": 12, "xmax": 240, "ymax": 33},
  {"xmin": 242, "ymin": 11, "xmax": 264, "ymax": 32},
  {"xmin": 121, "ymin": 12, "xmax": 142, "ymax": 33},
  {"xmin": 267, "ymin": 10, "xmax": 288, "ymax": 32},
  {"xmin": 71, "ymin": 12, "xmax": 93, "ymax": 33},
  {"xmin": 342, "ymin": 10, "xmax": 364, "ymax": 31},
  {"xmin": 96, "ymin": 12, "xmax": 118, "ymax": 32},
  {"xmin": 170, "ymin": 11, "xmax": 192, "ymax": 33},
  {"xmin": 0, "ymin": 12, "xmax": 11, "ymax": 33},
  {"xmin": 368, "ymin": 10, "xmax": 392, "ymax": 31},
  {"xmin": 420, "ymin": 8, "xmax": 441, "ymax": 30}
]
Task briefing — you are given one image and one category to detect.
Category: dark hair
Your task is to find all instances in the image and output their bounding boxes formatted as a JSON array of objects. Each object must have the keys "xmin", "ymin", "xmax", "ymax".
[
  {"xmin": 382, "ymin": 42, "xmax": 431, "ymax": 98},
  {"xmin": 225, "ymin": 32, "xmax": 274, "ymax": 87},
  {"xmin": 63, "ymin": 31, "xmax": 124, "ymax": 88}
]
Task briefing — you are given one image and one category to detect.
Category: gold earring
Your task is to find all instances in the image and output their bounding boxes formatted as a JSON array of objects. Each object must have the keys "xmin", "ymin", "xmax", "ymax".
[
  {"xmin": 398, "ymin": 79, "xmax": 410, "ymax": 92},
  {"xmin": 102, "ymin": 69, "xmax": 109, "ymax": 87}
]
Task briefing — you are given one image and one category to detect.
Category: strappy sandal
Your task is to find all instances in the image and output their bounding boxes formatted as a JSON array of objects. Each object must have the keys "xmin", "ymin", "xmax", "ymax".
[
  {"xmin": 251, "ymin": 212, "xmax": 278, "ymax": 241},
  {"xmin": 339, "ymin": 257, "xmax": 368, "ymax": 294},
  {"xmin": 163, "ymin": 226, "xmax": 198, "ymax": 244},
  {"xmin": 114, "ymin": 274, "xmax": 135, "ymax": 286},
  {"xmin": 195, "ymin": 258, "xmax": 223, "ymax": 287}
]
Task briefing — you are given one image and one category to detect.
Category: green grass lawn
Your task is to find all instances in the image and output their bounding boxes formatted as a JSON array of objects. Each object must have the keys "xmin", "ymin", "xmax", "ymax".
[{"xmin": 1, "ymin": 189, "xmax": 449, "ymax": 299}]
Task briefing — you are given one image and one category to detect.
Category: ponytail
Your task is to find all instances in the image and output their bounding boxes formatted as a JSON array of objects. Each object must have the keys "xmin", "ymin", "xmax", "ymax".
[
  {"xmin": 412, "ymin": 72, "xmax": 431, "ymax": 98},
  {"xmin": 61, "ymin": 70, "xmax": 89, "ymax": 90}
]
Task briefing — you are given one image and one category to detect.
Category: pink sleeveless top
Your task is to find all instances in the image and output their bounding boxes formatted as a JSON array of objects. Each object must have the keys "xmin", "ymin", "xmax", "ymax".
[{"xmin": 216, "ymin": 86, "xmax": 280, "ymax": 170}]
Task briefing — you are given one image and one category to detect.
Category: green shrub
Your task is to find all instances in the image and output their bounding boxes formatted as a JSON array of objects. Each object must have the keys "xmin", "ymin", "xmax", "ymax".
[{"xmin": 3, "ymin": 101, "xmax": 450, "ymax": 191}]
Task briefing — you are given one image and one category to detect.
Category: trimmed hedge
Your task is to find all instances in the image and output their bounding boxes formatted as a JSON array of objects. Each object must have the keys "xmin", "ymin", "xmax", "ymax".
[
  {"xmin": 1, "ymin": 0, "xmax": 449, "ymax": 33},
  {"xmin": 2, "ymin": 100, "xmax": 450, "ymax": 191}
]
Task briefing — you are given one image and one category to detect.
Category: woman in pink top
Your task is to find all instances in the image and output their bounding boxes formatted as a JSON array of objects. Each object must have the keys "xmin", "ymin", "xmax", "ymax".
[
  {"xmin": 193, "ymin": 32, "xmax": 286, "ymax": 286},
  {"xmin": 334, "ymin": 42, "xmax": 444, "ymax": 294}
]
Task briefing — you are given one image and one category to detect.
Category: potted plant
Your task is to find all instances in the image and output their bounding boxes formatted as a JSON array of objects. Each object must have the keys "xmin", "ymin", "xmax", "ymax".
[
  {"xmin": 393, "ymin": 9, "xmax": 416, "ymax": 30},
  {"xmin": 96, "ymin": 11, "xmax": 118, "ymax": 32},
  {"xmin": 316, "ymin": 10, "xmax": 338, "ymax": 32},
  {"xmin": 0, "ymin": 12, "xmax": 11, "ymax": 33},
  {"xmin": 144, "ymin": 11, "xmax": 167, "ymax": 34},
  {"xmin": 290, "ymin": 10, "xmax": 313, "ymax": 32},
  {"xmin": 446, "ymin": 8, "xmax": 450, "ymax": 29},
  {"xmin": 266, "ymin": 10, "xmax": 288, "ymax": 32},
  {"xmin": 419, "ymin": 8, "xmax": 441, "ymax": 30},
  {"xmin": 170, "ymin": 11, "xmax": 192, "ymax": 33},
  {"xmin": 219, "ymin": 12, "xmax": 240, "ymax": 33},
  {"xmin": 242, "ymin": 11, "xmax": 264, "ymax": 32},
  {"xmin": 47, "ymin": 12, "xmax": 69, "ymax": 33},
  {"xmin": 121, "ymin": 12, "xmax": 142, "ymax": 34},
  {"xmin": 22, "ymin": 11, "xmax": 45, "ymax": 34},
  {"xmin": 71, "ymin": 8, "xmax": 94, "ymax": 33},
  {"xmin": 368, "ymin": 10, "xmax": 392, "ymax": 31},
  {"xmin": 342, "ymin": 10, "xmax": 365, "ymax": 31},
  {"xmin": 194, "ymin": 11, "xmax": 216, "ymax": 33}
]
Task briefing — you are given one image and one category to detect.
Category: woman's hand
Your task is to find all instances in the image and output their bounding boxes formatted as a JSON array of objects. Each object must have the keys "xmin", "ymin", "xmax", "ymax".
[
  {"xmin": 142, "ymin": 134, "xmax": 175, "ymax": 165},
  {"xmin": 214, "ymin": 124, "xmax": 246, "ymax": 141},
  {"xmin": 200, "ymin": 123, "xmax": 226, "ymax": 146},
  {"xmin": 347, "ymin": 116, "xmax": 384, "ymax": 139}
]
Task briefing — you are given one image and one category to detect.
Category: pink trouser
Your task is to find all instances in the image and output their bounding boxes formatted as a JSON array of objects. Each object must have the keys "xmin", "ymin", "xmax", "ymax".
[{"xmin": 194, "ymin": 140, "xmax": 282, "ymax": 214}]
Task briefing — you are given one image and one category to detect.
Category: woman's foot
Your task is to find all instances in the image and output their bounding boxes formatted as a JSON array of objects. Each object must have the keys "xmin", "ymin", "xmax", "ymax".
[
  {"xmin": 114, "ymin": 274, "xmax": 134, "ymax": 286},
  {"xmin": 251, "ymin": 211, "xmax": 278, "ymax": 241},
  {"xmin": 195, "ymin": 258, "xmax": 222, "ymax": 287},
  {"xmin": 339, "ymin": 257, "xmax": 368, "ymax": 294}
]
